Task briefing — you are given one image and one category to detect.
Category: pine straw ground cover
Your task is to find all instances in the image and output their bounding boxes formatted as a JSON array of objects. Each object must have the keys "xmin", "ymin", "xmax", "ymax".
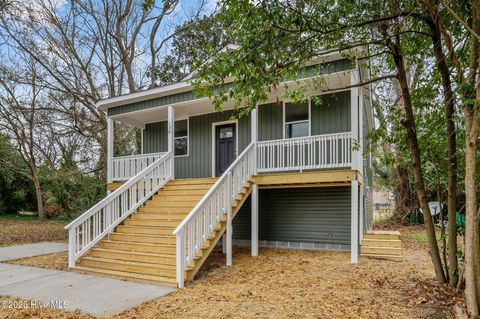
[
  {"xmin": 0, "ymin": 218, "xmax": 67, "ymax": 246},
  {"xmin": 1, "ymin": 227, "xmax": 464, "ymax": 319}
]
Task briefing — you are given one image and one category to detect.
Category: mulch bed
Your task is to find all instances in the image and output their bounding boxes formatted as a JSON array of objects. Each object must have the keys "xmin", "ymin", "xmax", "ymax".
[
  {"xmin": 1, "ymin": 230, "xmax": 465, "ymax": 319},
  {"xmin": 0, "ymin": 219, "xmax": 67, "ymax": 247}
]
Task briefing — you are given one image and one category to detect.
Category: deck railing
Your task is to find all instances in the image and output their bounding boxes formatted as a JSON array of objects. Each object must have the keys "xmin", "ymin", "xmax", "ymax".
[
  {"xmin": 173, "ymin": 142, "xmax": 255, "ymax": 288},
  {"xmin": 65, "ymin": 152, "xmax": 173, "ymax": 267},
  {"xmin": 110, "ymin": 152, "xmax": 167, "ymax": 181},
  {"xmin": 256, "ymin": 132, "xmax": 352, "ymax": 173}
]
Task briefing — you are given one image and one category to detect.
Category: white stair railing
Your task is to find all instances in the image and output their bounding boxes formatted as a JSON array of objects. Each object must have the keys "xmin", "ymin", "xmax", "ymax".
[
  {"xmin": 257, "ymin": 132, "xmax": 352, "ymax": 173},
  {"xmin": 65, "ymin": 152, "xmax": 174, "ymax": 268},
  {"xmin": 111, "ymin": 152, "xmax": 167, "ymax": 181},
  {"xmin": 173, "ymin": 142, "xmax": 255, "ymax": 288}
]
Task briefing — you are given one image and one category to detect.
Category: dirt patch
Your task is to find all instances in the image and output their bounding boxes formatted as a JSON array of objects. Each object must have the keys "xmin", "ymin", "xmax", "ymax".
[
  {"xmin": 0, "ymin": 233, "xmax": 464, "ymax": 319},
  {"xmin": 0, "ymin": 219, "xmax": 67, "ymax": 247},
  {"xmin": 6, "ymin": 252, "xmax": 68, "ymax": 271}
]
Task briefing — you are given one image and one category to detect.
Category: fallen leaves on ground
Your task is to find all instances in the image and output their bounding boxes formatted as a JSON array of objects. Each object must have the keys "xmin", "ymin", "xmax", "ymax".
[
  {"xmin": 7, "ymin": 252, "xmax": 68, "ymax": 271},
  {"xmin": 0, "ymin": 219, "xmax": 67, "ymax": 246},
  {"xmin": 0, "ymin": 226, "xmax": 464, "ymax": 319}
]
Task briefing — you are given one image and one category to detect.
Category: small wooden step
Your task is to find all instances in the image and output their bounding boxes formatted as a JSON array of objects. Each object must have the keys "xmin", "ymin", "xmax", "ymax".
[
  {"xmin": 73, "ymin": 266, "xmax": 177, "ymax": 287},
  {"xmin": 361, "ymin": 246, "xmax": 402, "ymax": 256},
  {"xmin": 89, "ymin": 248, "xmax": 176, "ymax": 265},
  {"xmin": 364, "ymin": 231, "xmax": 401, "ymax": 240},
  {"xmin": 361, "ymin": 239, "xmax": 402, "ymax": 248}
]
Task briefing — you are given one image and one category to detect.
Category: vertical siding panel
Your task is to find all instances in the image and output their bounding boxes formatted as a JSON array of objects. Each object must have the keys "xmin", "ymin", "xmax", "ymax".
[{"xmin": 233, "ymin": 187, "xmax": 351, "ymax": 246}]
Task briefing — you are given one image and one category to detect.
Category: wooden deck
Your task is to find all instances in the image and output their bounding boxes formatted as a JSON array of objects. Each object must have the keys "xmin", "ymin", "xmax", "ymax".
[{"xmin": 252, "ymin": 170, "xmax": 362, "ymax": 189}]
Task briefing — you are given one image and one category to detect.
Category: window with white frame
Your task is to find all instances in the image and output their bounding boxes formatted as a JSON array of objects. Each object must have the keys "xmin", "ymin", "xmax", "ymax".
[
  {"xmin": 174, "ymin": 119, "xmax": 188, "ymax": 156},
  {"xmin": 284, "ymin": 101, "xmax": 309, "ymax": 138}
]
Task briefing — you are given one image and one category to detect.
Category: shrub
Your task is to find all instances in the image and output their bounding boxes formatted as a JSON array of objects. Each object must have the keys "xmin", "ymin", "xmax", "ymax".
[{"xmin": 43, "ymin": 204, "xmax": 64, "ymax": 219}]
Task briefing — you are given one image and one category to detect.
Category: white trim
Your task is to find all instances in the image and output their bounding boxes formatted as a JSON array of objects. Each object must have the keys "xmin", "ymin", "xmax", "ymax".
[
  {"xmin": 282, "ymin": 99, "xmax": 312, "ymax": 139},
  {"xmin": 173, "ymin": 118, "xmax": 189, "ymax": 158},
  {"xmin": 140, "ymin": 128, "xmax": 144, "ymax": 154},
  {"xmin": 251, "ymin": 183, "xmax": 259, "ymax": 256},
  {"xmin": 211, "ymin": 120, "xmax": 238, "ymax": 178},
  {"xmin": 351, "ymin": 180, "xmax": 359, "ymax": 264},
  {"xmin": 107, "ymin": 117, "xmax": 114, "ymax": 184}
]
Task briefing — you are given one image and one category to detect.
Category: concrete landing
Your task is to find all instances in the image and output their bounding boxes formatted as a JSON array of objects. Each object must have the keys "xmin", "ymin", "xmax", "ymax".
[
  {"xmin": 0, "ymin": 242, "xmax": 68, "ymax": 262},
  {"xmin": 0, "ymin": 263, "xmax": 175, "ymax": 316}
]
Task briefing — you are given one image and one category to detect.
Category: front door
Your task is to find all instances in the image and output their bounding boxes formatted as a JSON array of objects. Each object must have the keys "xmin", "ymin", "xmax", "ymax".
[{"xmin": 215, "ymin": 123, "xmax": 236, "ymax": 176}]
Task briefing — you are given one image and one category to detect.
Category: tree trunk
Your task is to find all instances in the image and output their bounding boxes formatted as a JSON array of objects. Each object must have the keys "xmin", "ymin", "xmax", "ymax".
[
  {"xmin": 464, "ymin": 105, "xmax": 479, "ymax": 317},
  {"xmin": 31, "ymin": 168, "xmax": 44, "ymax": 220},
  {"xmin": 390, "ymin": 38, "xmax": 446, "ymax": 284},
  {"xmin": 425, "ymin": 13, "xmax": 458, "ymax": 286}
]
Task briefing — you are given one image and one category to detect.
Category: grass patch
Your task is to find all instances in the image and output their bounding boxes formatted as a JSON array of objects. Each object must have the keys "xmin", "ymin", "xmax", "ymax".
[{"xmin": 0, "ymin": 214, "xmax": 39, "ymax": 221}]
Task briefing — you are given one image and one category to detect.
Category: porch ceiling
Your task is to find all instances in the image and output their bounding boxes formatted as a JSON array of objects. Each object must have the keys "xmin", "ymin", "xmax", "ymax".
[{"xmin": 111, "ymin": 70, "xmax": 355, "ymax": 128}]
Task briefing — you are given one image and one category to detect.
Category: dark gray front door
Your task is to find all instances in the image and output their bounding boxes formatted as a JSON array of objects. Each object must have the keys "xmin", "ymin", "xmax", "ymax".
[{"xmin": 215, "ymin": 123, "xmax": 236, "ymax": 176}]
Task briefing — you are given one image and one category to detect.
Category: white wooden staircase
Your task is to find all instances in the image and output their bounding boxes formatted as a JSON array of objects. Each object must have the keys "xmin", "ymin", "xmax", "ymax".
[{"xmin": 66, "ymin": 143, "xmax": 256, "ymax": 288}]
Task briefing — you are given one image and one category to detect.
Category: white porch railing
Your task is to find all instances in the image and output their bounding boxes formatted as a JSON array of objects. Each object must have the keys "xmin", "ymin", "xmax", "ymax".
[
  {"xmin": 256, "ymin": 132, "xmax": 352, "ymax": 173},
  {"xmin": 173, "ymin": 142, "xmax": 256, "ymax": 288},
  {"xmin": 110, "ymin": 152, "xmax": 167, "ymax": 181},
  {"xmin": 65, "ymin": 152, "xmax": 173, "ymax": 268}
]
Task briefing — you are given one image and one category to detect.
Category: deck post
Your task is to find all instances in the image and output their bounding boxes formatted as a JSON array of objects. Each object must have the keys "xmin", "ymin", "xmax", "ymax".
[
  {"xmin": 351, "ymin": 180, "xmax": 359, "ymax": 264},
  {"xmin": 107, "ymin": 117, "xmax": 114, "ymax": 185},
  {"xmin": 251, "ymin": 107, "xmax": 258, "ymax": 174},
  {"xmin": 167, "ymin": 105, "xmax": 175, "ymax": 178},
  {"xmin": 350, "ymin": 69, "xmax": 360, "ymax": 171},
  {"xmin": 359, "ymin": 183, "xmax": 364, "ymax": 241},
  {"xmin": 226, "ymin": 172, "xmax": 233, "ymax": 266},
  {"xmin": 251, "ymin": 183, "xmax": 259, "ymax": 256}
]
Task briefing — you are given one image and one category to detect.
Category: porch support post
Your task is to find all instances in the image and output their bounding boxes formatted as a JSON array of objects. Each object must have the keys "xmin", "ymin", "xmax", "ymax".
[
  {"xmin": 351, "ymin": 180, "xmax": 359, "ymax": 264},
  {"xmin": 107, "ymin": 117, "xmax": 114, "ymax": 185},
  {"xmin": 226, "ymin": 172, "xmax": 233, "ymax": 266},
  {"xmin": 251, "ymin": 107, "xmax": 259, "ymax": 256},
  {"xmin": 350, "ymin": 70, "xmax": 360, "ymax": 171},
  {"xmin": 359, "ymin": 183, "xmax": 364, "ymax": 242},
  {"xmin": 251, "ymin": 183, "xmax": 259, "ymax": 256},
  {"xmin": 167, "ymin": 105, "xmax": 175, "ymax": 178}
]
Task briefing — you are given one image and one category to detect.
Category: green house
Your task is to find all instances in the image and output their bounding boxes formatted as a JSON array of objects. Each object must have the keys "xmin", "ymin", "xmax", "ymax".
[{"xmin": 65, "ymin": 49, "xmax": 374, "ymax": 288}]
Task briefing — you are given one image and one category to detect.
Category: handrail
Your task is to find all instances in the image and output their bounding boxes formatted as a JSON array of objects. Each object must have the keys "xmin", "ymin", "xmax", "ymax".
[
  {"xmin": 256, "ymin": 132, "xmax": 352, "ymax": 173},
  {"xmin": 65, "ymin": 151, "xmax": 173, "ymax": 268},
  {"xmin": 112, "ymin": 152, "xmax": 166, "ymax": 160},
  {"xmin": 174, "ymin": 142, "xmax": 256, "ymax": 288},
  {"xmin": 173, "ymin": 142, "xmax": 255, "ymax": 235},
  {"xmin": 110, "ymin": 152, "xmax": 166, "ymax": 181}
]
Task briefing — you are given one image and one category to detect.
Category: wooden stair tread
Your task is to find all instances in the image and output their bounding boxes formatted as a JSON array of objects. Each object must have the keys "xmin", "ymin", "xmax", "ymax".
[
  {"xmin": 102, "ymin": 239, "xmax": 175, "ymax": 248},
  {"xmin": 367, "ymin": 230, "xmax": 401, "ymax": 236},
  {"xmin": 73, "ymin": 266, "xmax": 177, "ymax": 287},
  {"xmin": 82, "ymin": 256, "xmax": 176, "ymax": 270},
  {"xmin": 91, "ymin": 248, "xmax": 176, "ymax": 259}
]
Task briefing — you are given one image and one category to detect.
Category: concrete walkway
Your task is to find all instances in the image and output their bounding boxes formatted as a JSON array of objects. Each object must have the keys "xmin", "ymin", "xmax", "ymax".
[
  {"xmin": 0, "ymin": 263, "xmax": 175, "ymax": 316},
  {"xmin": 0, "ymin": 242, "xmax": 68, "ymax": 262}
]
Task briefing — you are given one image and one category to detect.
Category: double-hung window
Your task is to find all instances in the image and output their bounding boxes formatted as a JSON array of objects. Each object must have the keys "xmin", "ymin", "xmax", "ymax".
[
  {"xmin": 174, "ymin": 119, "xmax": 188, "ymax": 156},
  {"xmin": 284, "ymin": 102, "xmax": 310, "ymax": 138}
]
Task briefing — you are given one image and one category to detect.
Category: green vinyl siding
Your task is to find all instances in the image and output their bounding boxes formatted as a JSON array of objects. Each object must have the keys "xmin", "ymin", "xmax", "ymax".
[
  {"xmin": 258, "ymin": 102, "xmax": 283, "ymax": 141},
  {"xmin": 142, "ymin": 110, "xmax": 251, "ymax": 179},
  {"xmin": 107, "ymin": 59, "xmax": 354, "ymax": 117},
  {"xmin": 233, "ymin": 187, "xmax": 351, "ymax": 246},
  {"xmin": 311, "ymin": 91, "xmax": 351, "ymax": 134},
  {"xmin": 143, "ymin": 122, "xmax": 167, "ymax": 153}
]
